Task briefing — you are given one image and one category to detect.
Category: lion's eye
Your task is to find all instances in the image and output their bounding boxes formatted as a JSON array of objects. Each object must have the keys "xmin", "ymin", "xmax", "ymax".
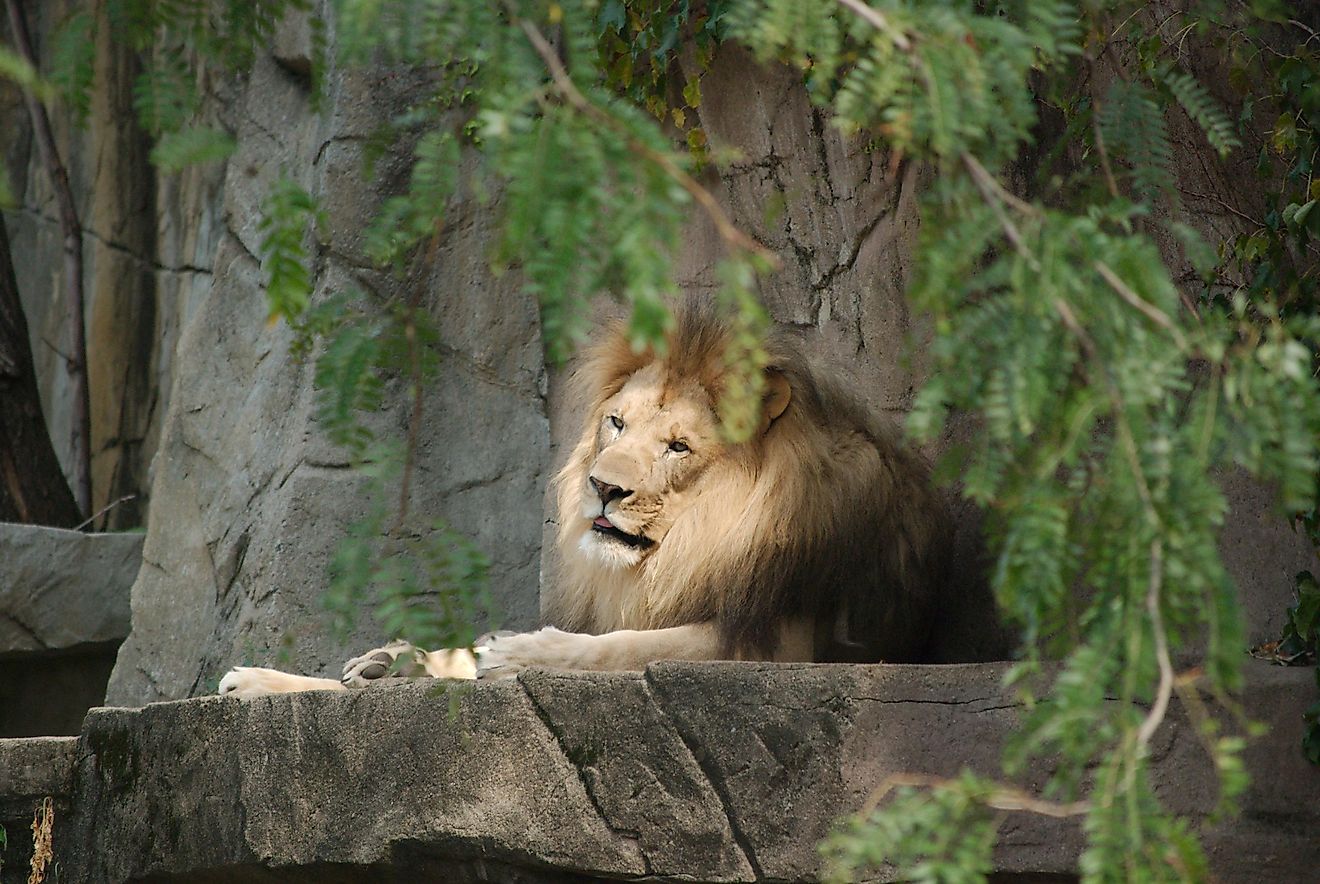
[
  {"xmin": 608, "ymin": 415, "xmax": 625, "ymax": 431},
  {"xmin": 668, "ymin": 440, "xmax": 690, "ymax": 453}
]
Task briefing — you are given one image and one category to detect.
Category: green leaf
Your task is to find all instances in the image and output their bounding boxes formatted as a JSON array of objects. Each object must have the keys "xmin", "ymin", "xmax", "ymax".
[
  {"xmin": 47, "ymin": 11, "xmax": 96, "ymax": 123},
  {"xmin": 1161, "ymin": 65, "xmax": 1241, "ymax": 157},
  {"xmin": 0, "ymin": 46, "xmax": 54, "ymax": 100},
  {"xmin": 257, "ymin": 177, "xmax": 324, "ymax": 324},
  {"xmin": 149, "ymin": 127, "xmax": 237, "ymax": 172}
]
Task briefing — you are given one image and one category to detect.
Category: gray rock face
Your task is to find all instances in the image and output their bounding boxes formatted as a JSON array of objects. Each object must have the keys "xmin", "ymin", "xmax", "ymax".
[
  {"xmin": 0, "ymin": 524, "xmax": 141, "ymax": 737},
  {"xmin": 0, "ymin": 735, "xmax": 77, "ymax": 881},
  {"xmin": 0, "ymin": 524, "xmax": 139, "ymax": 653},
  {"xmin": 103, "ymin": 47, "xmax": 551, "ymax": 705},
  {"xmin": 0, "ymin": 735, "xmax": 76, "ymax": 819},
  {"xmin": 20, "ymin": 662, "xmax": 1312, "ymax": 883}
]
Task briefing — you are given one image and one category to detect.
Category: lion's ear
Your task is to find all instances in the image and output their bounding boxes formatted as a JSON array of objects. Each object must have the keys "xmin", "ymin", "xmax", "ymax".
[{"xmin": 760, "ymin": 369, "xmax": 792, "ymax": 434}]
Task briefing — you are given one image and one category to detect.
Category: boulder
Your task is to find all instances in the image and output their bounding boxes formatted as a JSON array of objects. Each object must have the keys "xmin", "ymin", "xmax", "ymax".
[
  {"xmin": 0, "ymin": 524, "xmax": 141, "ymax": 737},
  {"xmin": 0, "ymin": 524, "xmax": 139, "ymax": 654}
]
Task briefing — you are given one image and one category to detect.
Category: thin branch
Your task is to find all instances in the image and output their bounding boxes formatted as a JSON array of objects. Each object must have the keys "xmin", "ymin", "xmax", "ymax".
[
  {"xmin": 1094, "ymin": 261, "xmax": 1189, "ymax": 351},
  {"xmin": 516, "ymin": 19, "xmax": 779, "ymax": 269},
  {"xmin": 962, "ymin": 153, "xmax": 1037, "ymax": 266},
  {"xmin": 1086, "ymin": 60, "xmax": 1122, "ymax": 201},
  {"xmin": 861, "ymin": 773, "xmax": 1092, "ymax": 819},
  {"xmin": 962, "ymin": 151, "xmax": 1036, "ymax": 214},
  {"xmin": 1289, "ymin": 18, "xmax": 1320, "ymax": 47},
  {"xmin": 73, "ymin": 494, "xmax": 137, "ymax": 532},
  {"xmin": 1107, "ymin": 6, "xmax": 1149, "ymax": 42},
  {"xmin": 836, "ymin": 0, "xmax": 911, "ymax": 51},
  {"xmin": 1057, "ymin": 323, "xmax": 1175, "ymax": 755},
  {"xmin": 1177, "ymin": 188, "xmax": 1261, "ymax": 229},
  {"xmin": 1135, "ymin": 538, "xmax": 1174, "ymax": 748}
]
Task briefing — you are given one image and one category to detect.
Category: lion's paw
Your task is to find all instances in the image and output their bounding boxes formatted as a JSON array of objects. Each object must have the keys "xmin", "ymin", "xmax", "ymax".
[
  {"xmin": 340, "ymin": 639, "xmax": 430, "ymax": 687},
  {"xmin": 475, "ymin": 627, "xmax": 597, "ymax": 679}
]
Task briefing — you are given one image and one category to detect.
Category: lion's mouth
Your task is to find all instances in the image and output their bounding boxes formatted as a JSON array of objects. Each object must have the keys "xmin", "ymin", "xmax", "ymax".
[{"xmin": 591, "ymin": 516, "xmax": 654, "ymax": 549}]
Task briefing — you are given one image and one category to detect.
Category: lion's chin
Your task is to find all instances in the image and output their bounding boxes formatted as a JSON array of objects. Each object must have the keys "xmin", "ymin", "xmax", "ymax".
[{"xmin": 578, "ymin": 531, "xmax": 650, "ymax": 570}]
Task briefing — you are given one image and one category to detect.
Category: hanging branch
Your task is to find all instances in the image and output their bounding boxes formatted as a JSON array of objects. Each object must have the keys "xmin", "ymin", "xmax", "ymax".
[
  {"xmin": 4, "ymin": 0, "xmax": 92, "ymax": 518},
  {"xmin": 516, "ymin": 17, "xmax": 780, "ymax": 270}
]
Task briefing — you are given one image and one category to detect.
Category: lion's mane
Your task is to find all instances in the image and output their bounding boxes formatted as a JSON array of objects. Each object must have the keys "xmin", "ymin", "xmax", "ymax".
[{"xmin": 544, "ymin": 306, "xmax": 953, "ymax": 662}]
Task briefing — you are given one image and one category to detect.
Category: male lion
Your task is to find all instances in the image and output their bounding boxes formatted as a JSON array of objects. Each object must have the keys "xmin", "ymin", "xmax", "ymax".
[{"xmin": 219, "ymin": 306, "xmax": 951, "ymax": 696}]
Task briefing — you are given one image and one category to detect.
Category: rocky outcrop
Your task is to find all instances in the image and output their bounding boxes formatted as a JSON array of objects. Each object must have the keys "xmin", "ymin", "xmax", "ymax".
[
  {"xmin": 0, "ymin": 661, "xmax": 1311, "ymax": 882},
  {"xmin": 0, "ymin": 524, "xmax": 141, "ymax": 737},
  {"xmin": 101, "ymin": 27, "xmax": 551, "ymax": 704},
  {"xmin": 0, "ymin": 524, "xmax": 139, "ymax": 654}
]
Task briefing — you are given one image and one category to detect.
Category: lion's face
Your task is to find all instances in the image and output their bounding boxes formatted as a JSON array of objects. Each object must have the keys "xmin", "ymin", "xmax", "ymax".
[{"xmin": 576, "ymin": 362, "xmax": 724, "ymax": 569}]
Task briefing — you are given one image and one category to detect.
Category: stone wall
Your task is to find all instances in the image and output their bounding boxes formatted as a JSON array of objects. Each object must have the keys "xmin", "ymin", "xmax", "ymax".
[{"xmin": 1, "ymin": 0, "xmax": 218, "ymax": 532}]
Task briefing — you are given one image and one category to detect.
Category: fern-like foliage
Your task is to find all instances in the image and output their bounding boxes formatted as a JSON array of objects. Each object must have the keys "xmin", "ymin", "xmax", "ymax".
[
  {"xmin": 131, "ymin": 51, "xmax": 198, "ymax": 136},
  {"xmin": 149, "ymin": 126, "xmax": 237, "ymax": 172},
  {"xmin": 109, "ymin": 0, "xmax": 316, "ymax": 172},
  {"xmin": 821, "ymin": 771, "xmax": 999, "ymax": 884},
  {"xmin": 364, "ymin": 130, "xmax": 459, "ymax": 270},
  {"xmin": 257, "ymin": 177, "xmax": 324, "ymax": 324},
  {"xmin": 324, "ymin": 503, "xmax": 494, "ymax": 654},
  {"xmin": 331, "ymin": 0, "xmax": 767, "ymax": 377},
  {"xmin": 46, "ymin": 12, "xmax": 95, "ymax": 123},
  {"xmin": 1160, "ymin": 64, "xmax": 1242, "ymax": 157},
  {"xmin": 730, "ymin": 0, "xmax": 1078, "ymax": 166},
  {"xmin": 0, "ymin": 45, "xmax": 50, "ymax": 98},
  {"xmin": 1098, "ymin": 80, "xmax": 1176, "ymax": 203},
  {"xmin": 735, "ymin": 1, "xmax": 1320, "ymax": 881}
]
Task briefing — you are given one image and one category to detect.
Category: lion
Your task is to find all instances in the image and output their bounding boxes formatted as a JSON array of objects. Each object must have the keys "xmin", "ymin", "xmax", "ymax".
[{"xmin": 218, "ymin": 305, "xmax": 952, "ymax": 696}]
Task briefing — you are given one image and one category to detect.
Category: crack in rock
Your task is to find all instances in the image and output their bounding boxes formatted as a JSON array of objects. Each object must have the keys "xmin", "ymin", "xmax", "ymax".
[
  {"xmin": 515, "ymin": 675, "xmax": 652, "ymax": 876},
  {"xmin": 642, "ymin": 667, "xmax": 764, "ymax": 881}
]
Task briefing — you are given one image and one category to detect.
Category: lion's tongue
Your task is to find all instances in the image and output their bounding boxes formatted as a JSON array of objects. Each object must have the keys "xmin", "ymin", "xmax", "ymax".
[{"xmin": 593, "ymin": 516, "xmax": 613, "ymax": 529}]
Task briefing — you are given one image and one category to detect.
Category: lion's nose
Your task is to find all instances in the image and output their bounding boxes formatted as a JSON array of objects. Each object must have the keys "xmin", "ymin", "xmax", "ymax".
[{"xmin": 589, "ymin": 477, "xmax": 631, "ymax": 505}]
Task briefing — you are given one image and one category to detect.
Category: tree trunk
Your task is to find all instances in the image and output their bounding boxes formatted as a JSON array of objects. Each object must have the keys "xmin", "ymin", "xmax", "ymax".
[
  {"xmin": 5, "ymin": 0, "xmax": 92, "ymax": 518},
  {"xmin": 0, "ymin": 214, "xmax": 82, "ymax": 527}
]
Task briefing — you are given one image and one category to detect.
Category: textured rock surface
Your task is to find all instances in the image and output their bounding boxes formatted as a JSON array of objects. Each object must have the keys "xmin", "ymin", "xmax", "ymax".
[
  {"xmin": 0, "ymin": 662, "xmax": 1301, "ymax": 883},
  {"xmin": 0, "ymin": 524, "xmax": 141, "ymax": 737},
  {"xmin": 0, "ymin": 524, "xmax": 139, "ymax": 653},
  {"xmin": 1, "ymin": 0, "xmax": 206, "ymax": 530},
  {"xmin": 0, "ymin": 735, "xmax": 76, "ymax": 819},
  {"xmin": 0, "ymin": 736, "xmax": 76, "ymax": 883},
  {"xmin": 101, "ymin": 44, "xmax": 551, "ymax": 703}
]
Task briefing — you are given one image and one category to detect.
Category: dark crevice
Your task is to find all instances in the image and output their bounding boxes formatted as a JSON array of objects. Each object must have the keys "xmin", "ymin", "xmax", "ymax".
[{"xmin": 11, "ymin": 205, "xmax": 213, "ymax": 275}]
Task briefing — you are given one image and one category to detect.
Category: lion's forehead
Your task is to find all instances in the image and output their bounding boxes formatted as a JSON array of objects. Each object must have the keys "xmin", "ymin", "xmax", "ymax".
[{"xmin": 608, "ymin": 366, "xmax": 717, "ymax": 440}]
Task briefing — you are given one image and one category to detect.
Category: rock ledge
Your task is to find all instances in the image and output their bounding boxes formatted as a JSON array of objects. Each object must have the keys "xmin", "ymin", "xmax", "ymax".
[{"xmin": 1, "ymin": 662, "xmax": 1316, "ymax": 883}]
